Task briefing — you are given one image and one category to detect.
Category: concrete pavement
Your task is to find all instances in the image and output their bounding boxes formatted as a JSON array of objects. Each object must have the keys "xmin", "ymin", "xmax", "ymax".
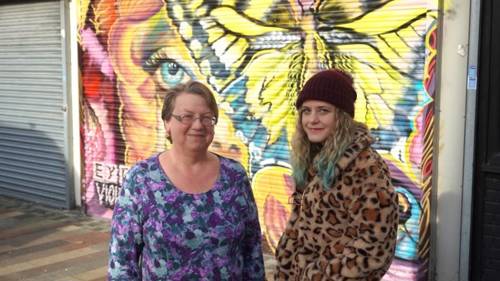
[{"xmin": 0, "ymin": 196, "xmax": 276, "ymax": 280}]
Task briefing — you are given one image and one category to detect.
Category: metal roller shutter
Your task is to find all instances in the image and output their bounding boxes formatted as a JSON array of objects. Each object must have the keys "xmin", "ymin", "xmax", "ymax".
[
  {"xmin": 0, "ymin": 0, "xmax": 71, "ymax": 208},
  {"xmin": 79, "ymin": 1, "xmax": 433, "ymax": 279}
]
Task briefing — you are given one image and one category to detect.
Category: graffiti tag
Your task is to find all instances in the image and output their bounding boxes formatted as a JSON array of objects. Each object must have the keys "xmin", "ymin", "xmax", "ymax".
[{"xmin": 93, "ymin": 162, "xmax": 129, "ymax": 208}]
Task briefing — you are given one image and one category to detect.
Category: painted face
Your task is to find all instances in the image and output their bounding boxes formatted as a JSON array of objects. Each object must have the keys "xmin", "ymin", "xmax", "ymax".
[
  {"xmin": 164, "ymin": 93, "xmax": 216, "ymax": 152},
  {"xmin": 300, "ymin": 100, "xmax": 337, "ymax": 144}
]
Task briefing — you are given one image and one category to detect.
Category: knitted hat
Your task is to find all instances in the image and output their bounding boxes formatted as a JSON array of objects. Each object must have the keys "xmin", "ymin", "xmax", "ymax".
[{"xmin": 295, "ymin": 69, "xmax": 357, "ymax": 117}]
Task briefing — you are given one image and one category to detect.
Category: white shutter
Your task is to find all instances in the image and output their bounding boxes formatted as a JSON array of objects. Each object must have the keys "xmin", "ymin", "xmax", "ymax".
[{"xmin": 0, "ymin": 0, "xmax": 71, "ymax": 208}]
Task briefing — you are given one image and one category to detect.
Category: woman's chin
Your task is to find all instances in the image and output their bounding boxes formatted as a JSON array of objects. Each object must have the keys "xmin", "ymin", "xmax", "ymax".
[{"xmin": 306, "ymin": 135, "xmax": 327, "ymax": 143}]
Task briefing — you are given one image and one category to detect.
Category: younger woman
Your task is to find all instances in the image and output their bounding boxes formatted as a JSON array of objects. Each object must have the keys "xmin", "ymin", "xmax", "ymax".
[{"xmin": 275, "ymin": 70, "xmax": 399, "ymax": 281}]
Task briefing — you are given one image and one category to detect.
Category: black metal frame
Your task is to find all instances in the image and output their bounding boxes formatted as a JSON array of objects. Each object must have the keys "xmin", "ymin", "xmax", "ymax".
[{"xmin": 471, "ymin": 0, "xmax": 500, "ymax": 279}]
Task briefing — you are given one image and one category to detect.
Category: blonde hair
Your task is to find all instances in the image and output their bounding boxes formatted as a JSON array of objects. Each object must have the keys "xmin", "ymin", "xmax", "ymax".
[{"xmin": 291, "ymin": 108, "xmax": 368, "ymax": 190}]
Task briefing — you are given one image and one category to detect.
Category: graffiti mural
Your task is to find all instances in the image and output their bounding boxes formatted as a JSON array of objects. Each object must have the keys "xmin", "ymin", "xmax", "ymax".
[{"xmin": 78, "ymin": 0, "xmax": 438, "ymax": 280}]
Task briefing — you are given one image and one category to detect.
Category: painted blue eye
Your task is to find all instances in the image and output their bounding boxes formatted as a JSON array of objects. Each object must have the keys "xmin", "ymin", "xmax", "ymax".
[{"xmin": 160, "ymin": 61, "xmax": 186, "ymax": 87}]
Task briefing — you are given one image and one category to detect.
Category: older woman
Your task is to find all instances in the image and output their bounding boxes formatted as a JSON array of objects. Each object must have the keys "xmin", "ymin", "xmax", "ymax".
[
  {"xmin": 108, "ymin": 81, "xmax": 265, "ymax": 280},
  {"xmin": 275, "ymin": 70, "xmax": 399, "ymax": 281}
]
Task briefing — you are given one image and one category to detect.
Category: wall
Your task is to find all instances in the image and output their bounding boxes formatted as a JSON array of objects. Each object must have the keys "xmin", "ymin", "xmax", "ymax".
[
  {"xmin": 434, "ymin": 0, "xmax": 473, "ymax": 280},
  {"xmin": 77, "ymin": 0, "xmax": 439, "ymax": 280}
]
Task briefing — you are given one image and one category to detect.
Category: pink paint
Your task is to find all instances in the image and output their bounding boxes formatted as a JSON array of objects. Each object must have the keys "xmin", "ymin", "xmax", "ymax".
[
  {"xmin": 80, "ymin": 28, "xmax": 115, "ymax": 79},
  {"xmin": 82, "ymin": 100, "xmax": 116, "ymax": 218},
  {"xmin": 85, "ymin": 179, "xmax": 114, "ymax": 219},
  {"xmin": 383, "ymin": 259, "xmax": 421, "ymax": 281},
  {"xmin": 264, "ymin": 195, "xmax": 289, "ymax": 248},
  {"xmin": 410, "ymin": 110, "xmax": 424, "ymax": 165},
  {"xmin": 298, "ymin": 0, "xmax": 315, "ymax": 9}
]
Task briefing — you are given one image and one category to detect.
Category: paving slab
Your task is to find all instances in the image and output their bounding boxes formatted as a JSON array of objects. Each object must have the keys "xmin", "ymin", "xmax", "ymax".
[{"xmin": 0, "ymin": 195, "xmax": 276, "ymax": 280}]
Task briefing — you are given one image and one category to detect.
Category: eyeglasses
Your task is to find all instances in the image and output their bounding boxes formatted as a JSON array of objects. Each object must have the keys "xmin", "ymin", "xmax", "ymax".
[{"xmin": 171, "ymin": 113, "xmax": 217, "ymax": 126}]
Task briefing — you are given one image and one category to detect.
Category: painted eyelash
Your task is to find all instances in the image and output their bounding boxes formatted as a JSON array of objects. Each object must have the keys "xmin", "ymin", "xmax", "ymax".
[{"xmin": 143, "ymin": 48, "xmax": 176, "ymax": 72}]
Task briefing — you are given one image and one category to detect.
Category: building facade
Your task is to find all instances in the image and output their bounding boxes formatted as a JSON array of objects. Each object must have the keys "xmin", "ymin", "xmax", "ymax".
[{"xmin": 0, "ymin": 0, "xmax": 495, "ymax": 280}]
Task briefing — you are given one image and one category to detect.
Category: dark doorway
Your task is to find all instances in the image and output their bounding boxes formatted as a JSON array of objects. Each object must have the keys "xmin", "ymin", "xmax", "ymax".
[{"xmin": 471, "ymin": 0, "xmax": 500, "ymax": 280}]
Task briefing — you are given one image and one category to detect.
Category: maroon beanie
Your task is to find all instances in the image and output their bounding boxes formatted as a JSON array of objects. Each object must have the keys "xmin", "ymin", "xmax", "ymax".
[{"xmin": 295, "ymin": 69, "xmax": 357, "ymax": 117}]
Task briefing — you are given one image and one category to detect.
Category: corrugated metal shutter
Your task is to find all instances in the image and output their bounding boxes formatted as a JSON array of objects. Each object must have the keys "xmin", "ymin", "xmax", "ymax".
[
  {"xmin": 79, "ymin": 0, "xmax": 431, "ymax": 278},
  {"xmin": 0, "ymin": 0, "xmax": 70, "ymax": 208}
]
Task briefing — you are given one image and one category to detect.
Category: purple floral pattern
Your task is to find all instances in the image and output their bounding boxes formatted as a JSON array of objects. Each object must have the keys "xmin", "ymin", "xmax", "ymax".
[{"xmin": 108, "ymin": 154, "xmax": 265, "ymax": 280}]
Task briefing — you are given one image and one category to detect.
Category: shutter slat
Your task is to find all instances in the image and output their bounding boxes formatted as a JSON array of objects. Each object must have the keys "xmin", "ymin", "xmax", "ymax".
[{"xmin": 0, "ymin": 0, "xmax": 68, "ymax": 208}]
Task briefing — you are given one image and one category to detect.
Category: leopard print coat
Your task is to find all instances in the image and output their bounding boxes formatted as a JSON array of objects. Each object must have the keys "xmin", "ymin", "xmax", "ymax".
[{"xmin": 275, "ymin": 128, "xmax": 399, "ymax": 281}]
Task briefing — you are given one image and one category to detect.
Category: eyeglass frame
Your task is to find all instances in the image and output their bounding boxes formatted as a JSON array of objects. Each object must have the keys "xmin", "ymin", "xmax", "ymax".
[{"xmin": 171, "ymin": 113, "xmax": 218, "ymax": 126}]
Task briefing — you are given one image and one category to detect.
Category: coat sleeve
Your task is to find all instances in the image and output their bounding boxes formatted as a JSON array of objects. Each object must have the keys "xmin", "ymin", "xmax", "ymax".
[
  {"xmin": 274, "ymin": 191, "xmax": 302, "ymax": 280},
  {"xmin": 302, "ymin": 158, "xmax": 399, "ymax": 281},
  {"xmin": 108, "ymin": 168, "xmax": 144, "ymax": 281},
  {"xmin": 240, "ymin": 172, "xmax": 266, "ymax": 280}
]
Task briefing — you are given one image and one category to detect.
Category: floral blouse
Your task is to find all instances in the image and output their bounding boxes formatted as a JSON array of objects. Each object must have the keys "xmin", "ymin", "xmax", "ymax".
[{"xmin": 108, "ymin": 154, "xmax": 265, "ymax": 280}]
